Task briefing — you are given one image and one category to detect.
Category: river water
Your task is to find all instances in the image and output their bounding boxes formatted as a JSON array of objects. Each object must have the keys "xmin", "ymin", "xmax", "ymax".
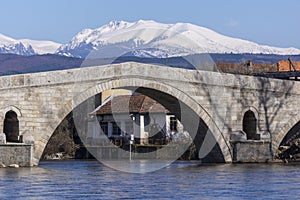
[{"xmin": 0, "ymin": 160, "xmax": 299, "ymax": 199}]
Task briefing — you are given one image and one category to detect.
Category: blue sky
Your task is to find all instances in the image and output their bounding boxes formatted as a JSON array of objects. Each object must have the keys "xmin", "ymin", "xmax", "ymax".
[{"xmin": 1, "ymin": 0, "xmax": 299, "ymax": 49}]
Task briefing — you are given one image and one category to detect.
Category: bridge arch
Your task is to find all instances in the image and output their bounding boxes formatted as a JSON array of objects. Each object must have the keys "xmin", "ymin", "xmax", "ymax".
[
  {"xmin": 1, "ymin": 106, "xmax": 22, "ymax": 143},
  {"xmin": 242, "ymin": 106, "xmax": 260, "ymax": 140},
  {"xmin": 274, "ymin": 113, "xmax": 300, "ymax": 152},
  {"xmin": 243, "ymin": 110, "xmax": 257, "ymax": 140},
  {"xmin": 36, "ymin": 78, "xmax": 233, "ymax": 164},
  {"xmin": 3, "ymin": 111, "xmax": 20, "ymax": 143},
  {"xmin": 2, "ymin": 106, "xmax": 22, "ymax": 118}
]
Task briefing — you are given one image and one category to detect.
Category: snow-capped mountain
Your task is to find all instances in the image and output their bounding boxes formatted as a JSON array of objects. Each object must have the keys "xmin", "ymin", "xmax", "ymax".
[
  {"xmin": 57, "ymin": 20, "xmax": 300, "ymax": 58},
  {"xmin": 2, "ymin": 20, "xmax": 300, "ymax": 58},
  {"xmin": 19, "ymin": 39, "xmax": 61, "ymax": 55},
  {"xmin": 0, "ymin": 33, "xmax": 61, "ymax": 56}
]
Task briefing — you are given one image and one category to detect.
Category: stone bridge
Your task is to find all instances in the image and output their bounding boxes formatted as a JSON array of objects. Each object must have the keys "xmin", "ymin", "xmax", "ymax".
[{"xmin": 0, "ymin": 62, "xmax": 299, "ymax": 166}]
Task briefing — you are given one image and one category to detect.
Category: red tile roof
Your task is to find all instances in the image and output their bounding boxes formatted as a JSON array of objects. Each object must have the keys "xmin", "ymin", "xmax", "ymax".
[
  {"xmin": 278, "ymin": 60, "xmax": 300, "ymax": 72},
  {"xmin": 96, "ymin": 94, "xmax": 169, "ymax": 115}
]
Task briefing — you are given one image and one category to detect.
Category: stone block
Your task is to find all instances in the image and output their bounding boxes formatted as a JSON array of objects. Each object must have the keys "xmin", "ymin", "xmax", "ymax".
[
  {"xmin": 231, "ymin": 140, "xmax": 272, "ymax": 163},
  {"xmin": 259, "ymin": 131, "xmax": 271, "ymax": 141},
  {"xmin": 0, "ymin": 144, "xmax": 33, "ymax": 166},
  {"xmin": 0, "ymin": 133, "xmax": 6, "ymax": 144},
  {"xmin": 22, "ymin": 131, "xmax": 34, "ymax": 145},
  {"xmin": 230, "ymin": 130, "xmax": 247, "ymax": 142}
]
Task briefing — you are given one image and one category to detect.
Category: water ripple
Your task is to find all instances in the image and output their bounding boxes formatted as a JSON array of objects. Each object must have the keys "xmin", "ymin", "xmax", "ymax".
[{"xmin": 0, "ymin": 161, "xmax": 299, "ymax": 199}]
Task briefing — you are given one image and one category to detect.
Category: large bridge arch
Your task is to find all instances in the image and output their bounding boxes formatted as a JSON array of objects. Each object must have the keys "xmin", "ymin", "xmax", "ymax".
[
  {"xmin": 36, "ymin": 77, "xmax": 232, "ymax": 164},
  {"xmin": 273, "ymin": 113, "xmax": 300, "ymax": 152}
]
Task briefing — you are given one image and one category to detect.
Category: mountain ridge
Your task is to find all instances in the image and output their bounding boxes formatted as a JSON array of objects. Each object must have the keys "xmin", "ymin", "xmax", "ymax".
[
  {"xmin": 57, "ymin": 20, "xmax": 300, "ymax": 58},
  {"xmin": 1, "ymin": 20, "xmax": 300, "ymax": 57},
  {"xmin": 0, "ymin": 52, "xmax": 300, "ymax": 76}
]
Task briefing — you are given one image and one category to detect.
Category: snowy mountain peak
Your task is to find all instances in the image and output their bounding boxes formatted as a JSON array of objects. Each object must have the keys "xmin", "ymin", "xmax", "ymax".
[
  {"xmin": 0, "ymin": 33, "xmax": 16, "ymax": 44},
  {"xmin": 0, "ymin": 33, "xmax": 61, "ymax": 56},
  {"xmin": 56, "ymin": 20, "xmax": 300, "ymax": 58},
  {"xmin": 0, "ymin": 34, "xmax": 36, "ymax": 56}
]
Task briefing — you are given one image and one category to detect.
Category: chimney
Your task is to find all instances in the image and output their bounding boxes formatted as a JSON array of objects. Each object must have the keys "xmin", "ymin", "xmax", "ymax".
[{"xmin": 247, "ymin": 60, "xmax": 253, "ymax": 67}]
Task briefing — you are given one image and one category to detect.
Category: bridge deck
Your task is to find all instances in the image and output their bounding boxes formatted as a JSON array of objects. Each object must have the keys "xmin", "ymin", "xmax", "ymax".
[{"xmin": 255, "ymin": 71, "xmax": 300, "ymax": 81}]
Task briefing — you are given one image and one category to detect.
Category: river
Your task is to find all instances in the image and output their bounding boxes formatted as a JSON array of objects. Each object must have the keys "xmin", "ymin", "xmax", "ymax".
[{"xmin": 0, "ymin": 160, "xmax": 299, "ymax": 199}]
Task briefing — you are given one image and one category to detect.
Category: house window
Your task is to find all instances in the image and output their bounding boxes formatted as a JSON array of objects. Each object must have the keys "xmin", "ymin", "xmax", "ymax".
[
  {"xmin": 112, "ymin": 122, "xmax": 121, "ymax": 136},
  {"xmin": 170, "ymin": 117, "xmax": 177, "ymax": 132},
  {"xmin": 100, "ymin": 122, "xmax": 108, "ymax": 136}
]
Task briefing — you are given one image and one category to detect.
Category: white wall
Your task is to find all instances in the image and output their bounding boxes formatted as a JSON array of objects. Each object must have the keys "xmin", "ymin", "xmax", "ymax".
[{"xmin": 94, "ymin": 113, "xmax": 185, "ymax": 144}]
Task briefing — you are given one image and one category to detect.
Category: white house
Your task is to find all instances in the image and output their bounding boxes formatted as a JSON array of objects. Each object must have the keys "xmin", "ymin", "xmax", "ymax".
[{"xmin": 87, "ymin": 92, "xmax": 187, "ymax": 145}]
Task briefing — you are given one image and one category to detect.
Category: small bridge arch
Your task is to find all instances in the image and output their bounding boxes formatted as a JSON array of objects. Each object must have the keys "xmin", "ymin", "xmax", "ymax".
[
  {"xmin": 2, "ymin": 106, "xmax": 22, "ymax": 143},
  {"xmin": 242, "ymin": 108, "xmax": 258, "ymax": 140}
]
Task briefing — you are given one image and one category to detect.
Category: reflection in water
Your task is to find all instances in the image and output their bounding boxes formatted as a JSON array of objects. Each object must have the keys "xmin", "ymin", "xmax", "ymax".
[{"xmin": 0, "ymin": 161, "xmax": 299, "ymax": 199}]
